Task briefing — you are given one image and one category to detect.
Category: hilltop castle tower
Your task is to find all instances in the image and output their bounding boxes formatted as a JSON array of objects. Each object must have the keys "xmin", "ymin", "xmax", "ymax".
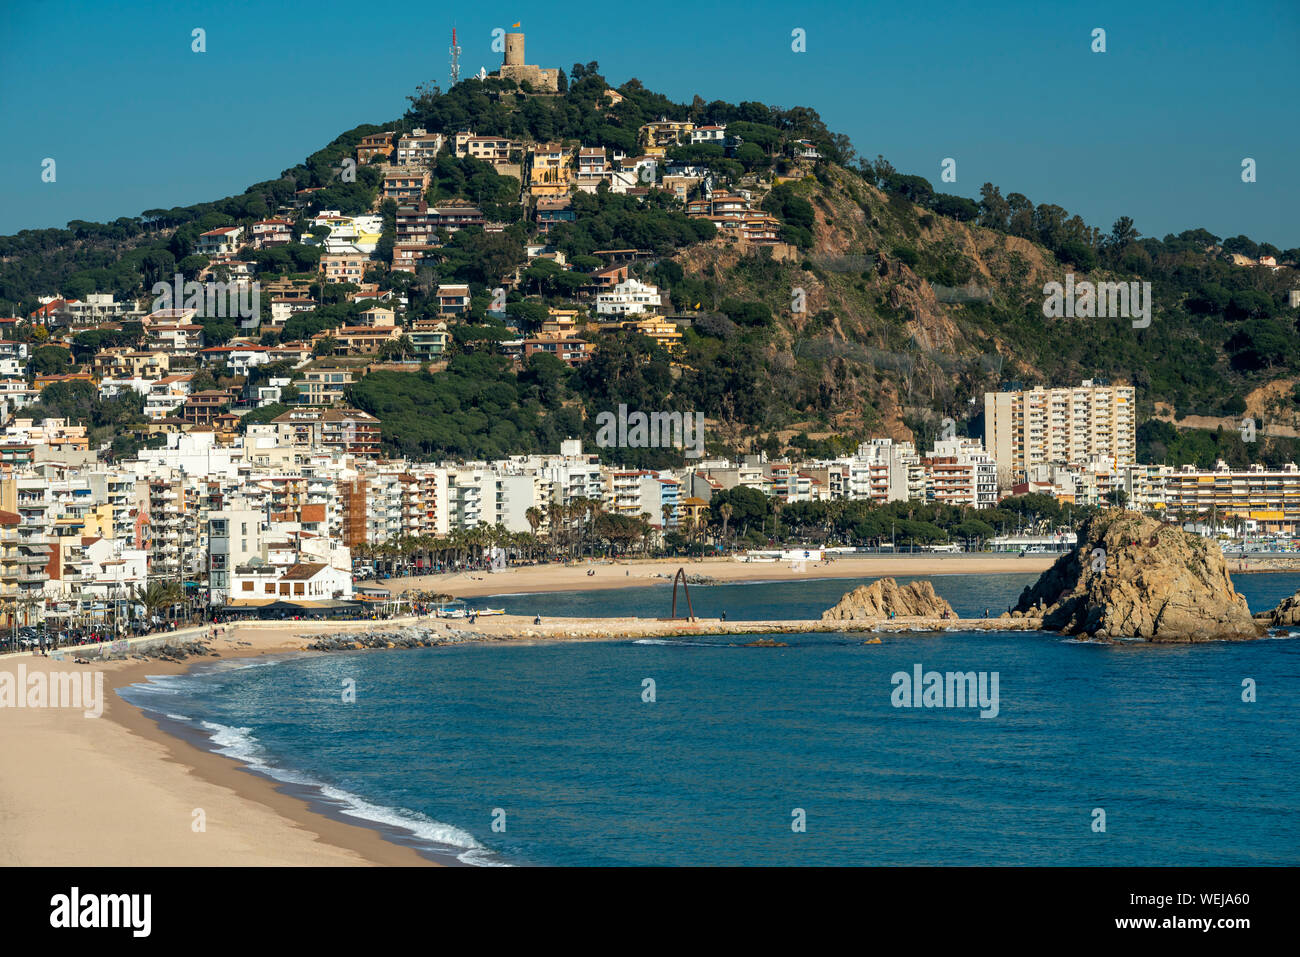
[
  {"xmin": 504, "ymin": 32, "xmax": 525, "ymax": 67},
  {"xmin": 494, "ymin": 30, "xmax": 560, "ymax": 93}
]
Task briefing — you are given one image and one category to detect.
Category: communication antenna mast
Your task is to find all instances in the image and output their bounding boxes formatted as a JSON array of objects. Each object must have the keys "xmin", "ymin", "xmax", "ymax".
[{"xmin": 449, "ymin": 28, "xmax": 461, "ymax": 85}]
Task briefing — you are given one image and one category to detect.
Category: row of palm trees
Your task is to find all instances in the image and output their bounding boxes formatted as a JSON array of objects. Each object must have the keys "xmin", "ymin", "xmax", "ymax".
[
  {"xmin": 351, "ymin": 497, "xmax": 718, "ymax": 574},
  {"xmin": 353, "ymin": 525, "xmax": 533, "ymax": 575}
]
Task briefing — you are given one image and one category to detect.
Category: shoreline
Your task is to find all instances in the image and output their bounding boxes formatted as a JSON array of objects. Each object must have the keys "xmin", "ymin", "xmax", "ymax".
[
  {"xmin": 2, "ymin": 610, "xmax": 1044, "ymax": 867},
  {"xmin": 0, "ymin": 627, "xmax": 435, "ymax": 866},
  {"xmin": 5, "ymin": 555, "xmax": 1294, "ymax": 866}
]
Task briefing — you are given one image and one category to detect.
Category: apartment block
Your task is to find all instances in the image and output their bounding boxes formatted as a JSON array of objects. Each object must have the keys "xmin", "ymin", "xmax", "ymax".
[{"xmin": 984, "ymin": 380, "xmax": 1136, "ymax": 485}]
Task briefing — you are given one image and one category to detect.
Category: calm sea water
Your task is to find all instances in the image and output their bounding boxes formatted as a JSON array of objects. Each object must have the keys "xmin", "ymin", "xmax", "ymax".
[
  {"xmin": 120, "ymin": 573, "xmax": 1300, "ymax": 866},
  {"xmin": 480, "ymin": 572, "xmax": 1042, "ymax": 620}
]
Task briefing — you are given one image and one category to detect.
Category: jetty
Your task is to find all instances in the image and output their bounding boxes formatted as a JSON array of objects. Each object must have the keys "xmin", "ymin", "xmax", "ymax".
[{"xmin": 457, "ymin": 614, "xmax": 1046, "ymax": 643}]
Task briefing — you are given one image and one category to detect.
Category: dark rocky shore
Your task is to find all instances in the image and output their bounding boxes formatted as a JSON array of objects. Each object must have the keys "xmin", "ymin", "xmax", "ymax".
[{"xmin": 305, "ymin": 626, "xmax": 485, "ymax": 651}]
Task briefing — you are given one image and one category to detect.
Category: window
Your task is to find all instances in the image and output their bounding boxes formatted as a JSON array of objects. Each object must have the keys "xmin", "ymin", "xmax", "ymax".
[{"xmin": 241, "ymin": 581, "xmax": 254, "ymax": 592}]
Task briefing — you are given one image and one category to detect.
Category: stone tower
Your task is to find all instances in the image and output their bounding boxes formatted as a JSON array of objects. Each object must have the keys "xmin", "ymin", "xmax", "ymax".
[
  {"xmin": 504, "ymin": 32, "xmax": 525, "ymax": 67},
  {"xmin": 493, "ymin": 30, "xmax": 559, "ymax": 93}
]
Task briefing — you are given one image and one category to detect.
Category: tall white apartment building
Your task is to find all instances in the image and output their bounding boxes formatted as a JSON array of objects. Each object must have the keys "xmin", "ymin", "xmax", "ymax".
[{"xmin": 984, "ymin": 380, "xmax": 1136, "ymax": 485}]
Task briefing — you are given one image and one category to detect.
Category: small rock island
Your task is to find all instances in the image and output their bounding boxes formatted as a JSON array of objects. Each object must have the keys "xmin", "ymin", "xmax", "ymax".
[{"xmin": 822, "ymin": 578, "xmax": 955, "ymax": 621}]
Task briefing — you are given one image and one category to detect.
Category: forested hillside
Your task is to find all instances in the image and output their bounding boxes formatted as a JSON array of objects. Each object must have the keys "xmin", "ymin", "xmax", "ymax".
[{"xmin": 2, "ymin": 63, "xmax": 1297, "ymax": 468}]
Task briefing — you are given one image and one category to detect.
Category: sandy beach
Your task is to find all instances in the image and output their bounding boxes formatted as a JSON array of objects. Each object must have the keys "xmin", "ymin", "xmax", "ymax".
[
  {"xmin": 0, "ymin": 626, "xmax": 432, "ymax": 867},
  {"xmin": 370, "ymin": 553, "xmax": 1062, "ymax": 599}
]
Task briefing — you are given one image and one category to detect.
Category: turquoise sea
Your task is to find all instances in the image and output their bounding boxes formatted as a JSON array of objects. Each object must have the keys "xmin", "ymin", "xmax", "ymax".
[{"xmin": 119, "ymin": 573, "xmax": 1300, "ymax": 866}]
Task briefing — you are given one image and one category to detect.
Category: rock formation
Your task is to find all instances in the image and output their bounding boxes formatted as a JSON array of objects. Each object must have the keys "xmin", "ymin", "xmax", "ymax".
[
  {"xmin": 1009, "ymin": 510, "xmax": 1259, "ymax": 642},
  {"xmin": 821, "ymin": 578, "xmax": 955, "ymax": 621},
  {"xmin": 1257, "ymin": 589, "xmax": 1300, "ymax": 627}
]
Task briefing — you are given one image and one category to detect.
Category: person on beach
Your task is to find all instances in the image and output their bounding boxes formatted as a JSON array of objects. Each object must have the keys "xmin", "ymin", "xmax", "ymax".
[{"xmin": 721, "ymin": 610, "xmax": 727, "ymax": 622}]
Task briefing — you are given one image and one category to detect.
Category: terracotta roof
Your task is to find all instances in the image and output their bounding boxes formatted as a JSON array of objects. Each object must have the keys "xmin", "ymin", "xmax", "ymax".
[{"xmin": 282, "ymin": 562, "xmax": 327, "ymax": 581}]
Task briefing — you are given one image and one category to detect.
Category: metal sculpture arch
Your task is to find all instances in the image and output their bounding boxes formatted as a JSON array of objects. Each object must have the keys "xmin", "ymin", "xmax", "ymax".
[{"xmin": 670, "ymin": 567, "xmax": 694, "ymax": 620}]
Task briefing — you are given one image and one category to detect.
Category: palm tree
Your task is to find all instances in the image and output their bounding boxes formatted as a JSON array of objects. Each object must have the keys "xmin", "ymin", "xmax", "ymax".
[
  {"xmin": 1, "ymin": 597, "xmax": 16, "ymax": 652},
  {"xmin": 546, "ymin": 503, "xmax": 565, "ymax": 559},
  {"xmin": 352, "ymin": 541, "xmax": 373, "ymax": 575},
  {"xmin": 718, "ymin": 503, "xmax": 734, "ymax": 551},
  {"xmin": 134, "ymin": 581, "xmax": 183, "ymax": 628},
  {"xmin": 583, "ymin": 498, "xmax": 607, "ymax": 558}
]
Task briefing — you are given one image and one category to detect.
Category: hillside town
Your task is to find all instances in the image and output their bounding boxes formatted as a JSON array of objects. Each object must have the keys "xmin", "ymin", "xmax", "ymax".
[
  {"xmin": 2, "ymin": 31, "xmax": 1298, "ymax": 640},
  {"xmin": 2, "ymin": 359, "xmax": 1300, "ymax": 637}
]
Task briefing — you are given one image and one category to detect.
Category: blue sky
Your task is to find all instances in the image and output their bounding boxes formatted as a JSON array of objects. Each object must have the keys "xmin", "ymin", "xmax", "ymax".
[{"xmin": 1, "ymin": 0, "xmax": 1296, "ymax": 246}]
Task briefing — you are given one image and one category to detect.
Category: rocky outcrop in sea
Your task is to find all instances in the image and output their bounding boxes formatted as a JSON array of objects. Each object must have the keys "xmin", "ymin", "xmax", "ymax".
[
  {"xmin": 1007, "ymin": 509, "xmax": 1259, "ymax": 642},
  {"xmin": 821, "ymin": 578, "xmax": 955, "ymax": 620}
]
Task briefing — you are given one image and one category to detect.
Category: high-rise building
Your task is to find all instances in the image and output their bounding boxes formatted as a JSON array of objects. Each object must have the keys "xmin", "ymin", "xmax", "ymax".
[{"xmin": 984, "ymin": 380, "xmax": 1136, "ymax": 485}]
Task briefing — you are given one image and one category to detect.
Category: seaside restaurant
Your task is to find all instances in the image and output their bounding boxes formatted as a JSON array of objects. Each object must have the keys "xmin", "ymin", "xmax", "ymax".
[
  {"xmin": 213, "ymin": 598, "xmax": 367, "ymax": 620},
  {"xmin": 214, "ymin": 586, "xmax": 412, "ymax": 621}
]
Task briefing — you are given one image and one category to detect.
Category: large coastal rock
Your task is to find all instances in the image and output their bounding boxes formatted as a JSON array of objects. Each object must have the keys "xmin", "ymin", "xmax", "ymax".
[
  {"xmin": 1013, "ymin": 510, "xmax": 1259, "ymax": 642},
  {"xmin": 822, "ymin": 578, "xmax": 955, "ymax": 620}
]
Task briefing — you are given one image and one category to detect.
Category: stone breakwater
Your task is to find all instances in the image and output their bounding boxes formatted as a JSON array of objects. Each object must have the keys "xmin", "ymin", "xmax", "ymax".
[
  {"xmin": 300, "ymin": 615, "xmax": 1045, "ymax": 652},
  {"xmin": 305, "ymin": 626, "xmax": 483, "ymax": 651},
  {"xmin": 48, "ymin": 639, "xmax": 219, "ymax": 665},
  {"xmin": 652, "ymin": 572, "xmax": 717, "ymax": 585},
  {"xmin": 128, "ymin": 640, "xmax": 219, "ymax": 662}
]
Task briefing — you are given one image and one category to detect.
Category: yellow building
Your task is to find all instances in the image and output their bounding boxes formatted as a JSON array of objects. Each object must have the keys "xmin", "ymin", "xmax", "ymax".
[
  {"xmin": 611, "ymin": 316, "xmax": 683, "ymax": 352},
  {"xmin": 541, "ymin": 308, "xmax": 580, "ymax": 338},
  {"xmin": 639, "ymin": 118, "xmax": 695, "ymax": 149},
  {"xmin": 527, "ymin": 143, "xmax": 572, "ymax": 198}
]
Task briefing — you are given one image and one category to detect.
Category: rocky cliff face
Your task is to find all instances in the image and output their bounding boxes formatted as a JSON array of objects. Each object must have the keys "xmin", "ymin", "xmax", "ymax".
[
  {"xmin": 822, "ymin": 578, "xmax": 955, "ymax": 620},
  {"xmin": 1011, "ymin": 510, "xmax": 1259, "ymax": 642}
]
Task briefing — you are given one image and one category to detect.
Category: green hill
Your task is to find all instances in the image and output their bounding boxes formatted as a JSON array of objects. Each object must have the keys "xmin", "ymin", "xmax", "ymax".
[{"xmin": 2, "ymin": 66, "xmax": 1298, "ymax": 467}]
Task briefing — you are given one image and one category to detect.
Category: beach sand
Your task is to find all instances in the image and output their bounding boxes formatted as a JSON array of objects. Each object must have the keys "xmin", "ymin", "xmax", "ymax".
[
  {"xmin": 372, "ymin": 553, "xmax": 1060, "ymax": 599},
  {"xmin": 0, "ymin": 627, "xmax": 431, "ymax": 866}
]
